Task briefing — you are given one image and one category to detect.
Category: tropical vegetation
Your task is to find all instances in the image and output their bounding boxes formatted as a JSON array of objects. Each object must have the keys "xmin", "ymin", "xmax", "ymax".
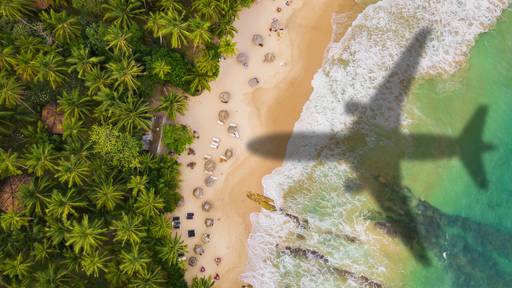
[{"xmin": 0, "ymin": 0, "xmax": 254, "ymax": 286}]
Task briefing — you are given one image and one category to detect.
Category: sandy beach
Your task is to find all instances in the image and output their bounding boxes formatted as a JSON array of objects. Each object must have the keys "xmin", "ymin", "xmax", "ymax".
[{"xmin": 173, "ymin": 0, "xmax": 363, "ymax": 286}]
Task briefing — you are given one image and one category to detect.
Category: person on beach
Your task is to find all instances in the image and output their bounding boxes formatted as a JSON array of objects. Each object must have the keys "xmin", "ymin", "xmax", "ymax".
[
  {"xmin": 200, "ymin": 266, "xmax": 206, "ymax": 273},
  {"xmin": 215, "ymin": 257, "xmax": 222, "ymax": 265},
  {"xmin": 214, "ymin": 273, "xmax": 220, "ymax": 280}
]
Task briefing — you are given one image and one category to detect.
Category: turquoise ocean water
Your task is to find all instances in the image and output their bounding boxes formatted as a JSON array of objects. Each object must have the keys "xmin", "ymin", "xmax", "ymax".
[{"xmin": 402, "ymin": 8, "xmax": 512, "ymax": 287}]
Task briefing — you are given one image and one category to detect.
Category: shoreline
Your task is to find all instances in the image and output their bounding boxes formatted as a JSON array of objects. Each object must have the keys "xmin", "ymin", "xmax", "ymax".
[{"xmin": 174, "ymin": 0, "xmax": 363, "ymax": 286}]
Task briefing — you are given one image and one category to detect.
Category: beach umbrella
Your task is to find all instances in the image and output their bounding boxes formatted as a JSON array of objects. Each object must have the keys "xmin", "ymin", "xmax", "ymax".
[
  {"xmin": 204, "ymin": 160, "xmax": 216, "ymax": 172},
  {"xmin": 252, "ymin": 34, "xmax": 264, "ymax": 47},
  {"xmin": 248, "ymin": 77, "xmax": 260, "ymax": 88},
  {"xmin": 218, "ymin": 110, "xmax": 229, "ymax": 122},
  {"xmin": 193, "ymin": 187, "xmax": 204, "ymax": 198},
  {"xmin": 219, "ymin": 91, "xmax": 231, "ymax": 103},
  {"xmin": 264, "ymin": 53, "xmax": 276, "ymax": 63},
  {"xmin": 193, "ymin": 244, "xmax": 205, "ymax": 255},
  {"xmin": 236, "ymin": 53, "xmax": 249, "ymax": 66},
  {"xmin": 224, "ymin": 148, "xmax": 234, "ymax": 160},
  {"xmin": 201, "ymin": 233, "xmax": 211, "ymax": 243},
  {"xmin": 204, "ymin": 218, "xmax": 214, "ymax": 227},
  {"xmin": 204, "ymin": 175, "xmax": 216, "ymax": 187},
  {"xmin": 188, "ymin": 256, "xmax": 198, "ymax": 267},
  {"xmin": 202, "ymin": 201, "xmax": 213, "ymax": 212}
]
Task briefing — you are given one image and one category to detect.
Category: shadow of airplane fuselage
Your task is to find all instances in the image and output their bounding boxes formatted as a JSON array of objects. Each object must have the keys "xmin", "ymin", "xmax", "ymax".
[{"xmin": 247, "ymin": 28, "xmax": 495, "ymax": 265}]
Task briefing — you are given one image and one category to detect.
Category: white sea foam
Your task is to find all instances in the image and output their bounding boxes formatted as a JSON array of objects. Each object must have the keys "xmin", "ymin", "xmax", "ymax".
[{"xmin": 242, "ymin": 0, "xmax": 508, "ymax": 287}]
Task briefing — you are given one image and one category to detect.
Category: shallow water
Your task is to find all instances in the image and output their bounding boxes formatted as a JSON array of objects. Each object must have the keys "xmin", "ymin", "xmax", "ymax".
[{"xmin": 401, "ymin": 8, "xmax": 512, "ymax": 287}]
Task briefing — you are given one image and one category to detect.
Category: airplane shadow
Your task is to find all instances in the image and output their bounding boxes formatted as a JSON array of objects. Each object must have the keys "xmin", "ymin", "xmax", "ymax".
[{"xmin": 247, "ymin": 27, "xmax": 495, "ymax": 266}]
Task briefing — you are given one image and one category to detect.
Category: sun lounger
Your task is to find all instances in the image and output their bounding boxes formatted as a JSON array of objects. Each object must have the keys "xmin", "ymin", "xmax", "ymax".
[
  {"xmin": 186, "ymin": 212, "xmax": 194, "ymax": 220},
  {"xmin": 187, "ymin": 230, "xmax": 195, "ymax": 238}
]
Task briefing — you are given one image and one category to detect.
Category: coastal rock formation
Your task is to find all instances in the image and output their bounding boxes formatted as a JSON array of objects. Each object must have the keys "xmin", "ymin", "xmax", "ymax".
[{"xmin": 280, "ymin": 246, "xmax": 383, "ymax": 288}]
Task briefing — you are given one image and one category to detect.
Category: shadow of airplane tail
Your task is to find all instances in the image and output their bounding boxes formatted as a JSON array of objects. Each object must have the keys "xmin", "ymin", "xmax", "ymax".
[{"xmin": 457, "ymin": 106, "xmax": 496, "ymax": 189}]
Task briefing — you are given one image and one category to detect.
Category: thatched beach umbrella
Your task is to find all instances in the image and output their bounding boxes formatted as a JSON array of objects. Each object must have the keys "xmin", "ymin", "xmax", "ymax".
[
  {"xmin": 188, "ymin": 256, "xmax": 198, "ymax": 267},
  {"xmin": 264, "ymin": 53, "xmax": 276, "ymax": 63},
  {"xmin": 227, "ymin": 125, "xmax": 239, "ymax": 135},
  {"xmin": 193, "ymin": 187, "xmax": 204, "ymax": 198},
  {"xmin": 193, "ymin": 244, "xmax": 205, "ymax": 255},
  {"xmin": 224, "ymin": 148, "xmax": 233, "ymax": 160},
  {"xmin": 252, "ymin": 34, "xmax": 264, "ymax": 47},
  {"xmin": 236, "ymin": 52, "xmax": 249, "ymax": 67},
  {"xmin": 204, "ymin": 159, "xmax": 216, "ymax": 172},
  {"xmin": 248, "ymin": 77, "xmax": 260, "ymax": 88},
  {"xmin": 219, "ymin": 91, "xmax": 231, "ymax": 103},
  {"xmin": 204, "ymin": 175, "xmax": 216, "ymax": 187},
  {"xmin": 201, "ymin": 233, "xmax": 211, "ymax": 243},
  {"xmin": 202, "ymin": 201, "xmax": 213, "ymax": 212},
  {"xmin": 204, "ymin": 218, "xmax": 214, "ymax": 227},
  {"xmin": 218, "ymin": 110, "xmax": 229, "ymax": 122}
]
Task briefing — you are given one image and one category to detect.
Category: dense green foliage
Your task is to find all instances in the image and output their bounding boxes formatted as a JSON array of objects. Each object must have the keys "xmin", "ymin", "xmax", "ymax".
[
  {"xmin": 0, "ymin": 0, "xmax": 254, "ymax": 286},
  {"xmin": 163, "ymin": 124, "xmax": 194, "ymax": 155}
]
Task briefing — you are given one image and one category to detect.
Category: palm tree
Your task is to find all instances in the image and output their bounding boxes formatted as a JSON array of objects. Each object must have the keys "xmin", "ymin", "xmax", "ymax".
[
  {"xmin": 213, "ymin": 18, "xmax": 238, "ymax": 38},
  {"xmin": 110, "ymin": 97, "xmax": 151, "ymax": 133},
  {"xmin": 14, "ymin": 34, "xmax": 45, "ymax": 55},
  {"xmin": 90, "ymin": 176, "xmax": 124, "ymax": 211},
  {"xmin": 24, "ymin": 142, "xmax": 58, "ymax": 176},
  {"xmin": 0, "ymin": 0, "xmax": 33, "ymax": 20},
  {"xmin": 184, "ymin": 68, "xmax": 212, "ymax": 93},
  {"xmin": 195, "ymin": 51, "xmax": 219, "ymax": 77},
  {"xmin": 158, "ymin": 0, "xmax": 183, "ymax": 14},
  {"xmin": 66, "ymin": 46, "xmax": 105, "ymax": 79},
  {"xmin": 31, "ymin": 240, "xmax": 56, "ymax": 264},
  {"xmin": 14, "ymin": 51, "xmax": 39, "ymax": 82},
  {"xmin": 102, "ymin": 0, "xmax": 144, "ymax": 29},
  {"xmin": 0, "ymin": 210, "xmax": 30, "ymax": 231},
  {"xmin": 92, "ymin": 89, "xmax": 119, "ymax": 121},
  {"xmin": 145, "ymin": 12, "xmax": 166, "ymax": 44},
  {"xmin": 1, "ymin": 253, "xmax": 32, "ymax": 280},
  {"xmin": 111, "ymin": 213, "xmax": 146, "ymax": 246},
  {"xmin": 34, "ymin": 264, "xmax": 71, "ymax": 288},
  {"xmin": 19, "ymin": 177, "xmax": 53, "ymax": 216},
  {"xmin": 57, "ymin": 88, "xmax": 92, "ymax": 121},
  {"xmin": 0, "ymin": 45, "xmax": 16, "ymax": 70},
  {"xmin": 0, "ymin": 148, "xmax": 22, "ymax": 177},
  {"xmin": 55, "ymin": 156, "xmax": 90, "ymax": 187},
  {"xmin": 127, "ymin": 175, "xmax": 147, "ymax": 197},
  {"xmin": 134, "ymin": 189, "xmax": 164, "ymax": 218},
  {"xmin": 65, "ymin": 215, "xmax": 107, "ymax": 254},
  {"xmin": 187, "ymin": 17, "xmax": 212, "ymax": 50},
  {"xmin": 62, "ymin": 117, "xmax": 86, "ymax": 141},
  {"xmin": 80, "ymin": 250, "xmax": 109, "ymax": 277},
  {"xmin": 218, "ymin": 37, "xmax": 237, "ymax": 57},
  {"xmin": 191, "ymin": 0, "xmax": 221, "ymax": 23},
  {"xmin": 128, "ymin": 267, "xmax": 165, "ymax": 288},
  {"xmin": 149, "ymin": 59, "xmax": 171, "ymax": 80},
  {"xmin": 0, "ymin": 106, "xmax": 33, "ymax": 136},
  {"xmin": 119, "ymin": 246, "xmax": 150, "ymax": 276},
  {"xmin": 40, "ymin": 10, "xmax": 80, "ymax": 44},
  {"xmin": 106, "ymin": 58, "xmax": 144, "ymax": 92},
  {"xmin": 84, "ymin": 66, "xmax": 111, "ymax": 95},
  {"xmin": 45, "ymin": 221, "xmax": 67, "ymax": 246},
  {"xmin": 191, "ymin": 276, "xmax": 215, "ymax": 288},
  {"xmin": 35, "ymin": 52, "xmax": 67, "ymax": 89},
  {"xmin": 158, "ymin": 91, "xmax": 187, "ymax": 120},
  {"xmin": 160, "ymin": 12, "xmax": 189, "ymax": 48},
  {"xmin": 149, "ymin": 214, "xmax": 172, "ymax": 239},
  {"xmin": 45, "ymin": 189, "xmax": 87, "ymax": 221},
  {"xmin": 0, "ymin": 72, "xmax": 25, "ymax": 108},
  {"xmin": 105, "ymin": 26, "xmax": 133, "ymax": 56},
  {"xmin": 157, "ymin": 234, "xmax": 186, "ymax": 266}
]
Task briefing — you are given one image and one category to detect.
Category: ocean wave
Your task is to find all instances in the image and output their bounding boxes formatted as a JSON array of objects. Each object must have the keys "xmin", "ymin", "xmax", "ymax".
[{"xmin": 242, "ymin": 0, "xmax": 508, "ymax": 287}]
